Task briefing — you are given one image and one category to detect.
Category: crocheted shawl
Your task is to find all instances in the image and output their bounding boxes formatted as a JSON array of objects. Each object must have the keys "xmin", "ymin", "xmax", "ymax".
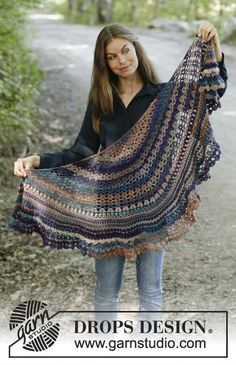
[{"xmin": 9, "ymin": 37, "xmax": 225, "ymax": 259}]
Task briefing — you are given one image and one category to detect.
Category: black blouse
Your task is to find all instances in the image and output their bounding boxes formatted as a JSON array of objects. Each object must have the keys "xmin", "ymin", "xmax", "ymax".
[{"xmin": 39, "ymin": 55, "xmax": 228, "ymax": 169}]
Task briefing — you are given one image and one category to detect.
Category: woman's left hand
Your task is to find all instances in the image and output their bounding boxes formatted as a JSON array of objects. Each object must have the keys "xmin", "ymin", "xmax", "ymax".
[{"xmin": 197, "ymin": 22, "xmax": 223, "ymax": 62}]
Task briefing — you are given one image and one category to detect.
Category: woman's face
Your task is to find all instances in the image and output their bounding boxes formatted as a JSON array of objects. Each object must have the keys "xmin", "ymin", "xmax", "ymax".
[{"xmin": 105, "ymin": 37, "xmax": 139, "ymax": 78}]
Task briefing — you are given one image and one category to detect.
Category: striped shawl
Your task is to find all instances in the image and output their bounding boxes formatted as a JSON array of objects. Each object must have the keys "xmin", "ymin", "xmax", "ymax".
[{"xmin": 9, "ymin": 38, "xmax": 225, "ymax": 259}]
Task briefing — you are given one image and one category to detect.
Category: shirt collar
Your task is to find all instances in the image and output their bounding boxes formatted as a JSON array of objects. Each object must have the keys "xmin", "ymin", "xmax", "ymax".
[
  {"xmin": 113, "ymin": 82, "xmax": 157, "ymax": 101},
  {"xmin": 137, "ymin": 82, "xmax": 157, "ymax": 96}
]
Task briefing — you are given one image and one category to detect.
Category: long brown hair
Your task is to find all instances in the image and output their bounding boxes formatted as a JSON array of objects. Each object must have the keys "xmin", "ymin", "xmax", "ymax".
[{"xmin": 88, "ymin": 23, "xmax": 161, "ymax": 134}]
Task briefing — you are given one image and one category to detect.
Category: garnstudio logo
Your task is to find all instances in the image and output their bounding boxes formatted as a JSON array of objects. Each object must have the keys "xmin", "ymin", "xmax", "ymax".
[{"xmin": 9, "ymin": 300, "xmax": 60, "ymax": 352}]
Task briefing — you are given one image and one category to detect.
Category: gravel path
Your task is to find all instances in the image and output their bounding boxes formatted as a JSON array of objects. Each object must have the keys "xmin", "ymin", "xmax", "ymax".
[{"xmin": 1, "ymin": 9, "xmax": 236, "ymax": 354}]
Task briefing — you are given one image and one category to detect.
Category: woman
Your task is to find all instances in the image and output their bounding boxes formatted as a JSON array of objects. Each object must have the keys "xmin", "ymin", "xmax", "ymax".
[{"xmin": 13, "ymin": 23, "xmax": 228, "ymax": 318}]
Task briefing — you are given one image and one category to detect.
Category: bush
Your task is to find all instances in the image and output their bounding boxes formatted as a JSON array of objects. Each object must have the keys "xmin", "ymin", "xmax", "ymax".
[{"xmin": 0, "ymin": 0, "xmax": 44, "ymax": 158}]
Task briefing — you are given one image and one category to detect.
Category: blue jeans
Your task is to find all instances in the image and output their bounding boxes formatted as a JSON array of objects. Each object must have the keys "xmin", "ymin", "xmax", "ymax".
[{"xmin": 94, "ymin": 250, "xmax": 164, "ymax": 320}]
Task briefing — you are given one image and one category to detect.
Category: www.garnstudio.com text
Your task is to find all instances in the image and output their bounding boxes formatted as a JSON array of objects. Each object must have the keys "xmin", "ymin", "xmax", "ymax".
[
  {"xmin": 73, "ymin": 319, "xmax": 207, "ymax": 351},
  {"xmin": 74, "ymin": 337, "xmax": 206, "ymax": 351}
]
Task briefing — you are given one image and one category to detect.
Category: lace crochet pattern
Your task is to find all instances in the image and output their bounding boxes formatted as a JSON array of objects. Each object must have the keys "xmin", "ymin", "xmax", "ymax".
[{"xmin": 9, "ymin": 38, "xmax": 225, "ymax": 259}]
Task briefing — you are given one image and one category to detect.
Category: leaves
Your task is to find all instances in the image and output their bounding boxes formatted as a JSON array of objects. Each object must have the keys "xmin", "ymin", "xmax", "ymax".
[
  {"xmin": 59, "ymin": 0, "xmax": 236, "ymax": 27},
  {"xmin": 0, "ymin": 0, "xmax": 44, "ymax": 159}
]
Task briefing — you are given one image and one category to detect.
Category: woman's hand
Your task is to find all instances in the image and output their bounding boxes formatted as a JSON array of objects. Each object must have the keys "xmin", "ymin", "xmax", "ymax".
[
  {"xmin": 197, "ymin": 22, "xmax": 223, "ymax": 62},
  {"xmin": 14, "ymin": 155, "xmax": 40, "ymax": 177}
]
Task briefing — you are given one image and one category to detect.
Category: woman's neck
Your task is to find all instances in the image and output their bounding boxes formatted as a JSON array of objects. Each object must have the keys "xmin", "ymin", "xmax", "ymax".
[{"xmin": 118, "ymin": 72, "xmax": 144, "ymax": 96}]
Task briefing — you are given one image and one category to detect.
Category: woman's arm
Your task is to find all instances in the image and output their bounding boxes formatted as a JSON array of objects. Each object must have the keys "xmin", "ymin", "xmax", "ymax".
[
  {"xmin": 38, "ymin": 102, "xmax": 100, "ymax": 168},
  {"xmin": 197, "ymin": 22, "xmax": 228, "ymax": 98},
  {"xmin": 14, "ymin": 103, "xmax": 100, "ymax": 176},
  {"xmin": 217, "ymin": 52, "xmax": 228, "ymax": 98},
  {"xmin": 157, "ymin": 23, "xmax": 228, "ymax": 99},
  {"xmin": 197, "ymin": 22, "xmax": 223, "ymax": 61}
]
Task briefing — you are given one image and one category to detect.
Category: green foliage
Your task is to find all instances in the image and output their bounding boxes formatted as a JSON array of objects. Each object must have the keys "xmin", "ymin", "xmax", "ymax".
[
  {"xmin": 51, "ymin": 0, "xmax": 236, "ymax": 33},
  {"xmin": 110, "ymin": 0, "xmax": 155, "ymax": 27},
  {"xmin": 0, "ymin": 0, "xmax": 44, "ymax": 158},
  {"xmin": 223, "ymin": 29, "xmax": 236, "ymax": 43}
]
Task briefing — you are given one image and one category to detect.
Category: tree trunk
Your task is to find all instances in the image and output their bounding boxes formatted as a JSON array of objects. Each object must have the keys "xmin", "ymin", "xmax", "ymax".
[
  {"xmin": 96, "ymin": 0, "xmax": 112, "ymax": 24},
  {"xmin": 67, "ymin": 0, "xmax": 78, "ymax": 14},
  {"xmin": 186, "ymin": 0, "xmax": 200, "ymax": 19},
  {"xmin": 132, "ymin": 2, "xmax": 140, "ymax": 26},
  {"xmin": 155, "ymin": 0, "xmax": 164, "ymax": 18}
]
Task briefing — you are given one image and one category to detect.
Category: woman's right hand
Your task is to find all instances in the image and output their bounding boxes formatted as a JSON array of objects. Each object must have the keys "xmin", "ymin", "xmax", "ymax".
[{"xmin": 14, "ymin": 155, "xmax": 40, "ymax": 177}]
